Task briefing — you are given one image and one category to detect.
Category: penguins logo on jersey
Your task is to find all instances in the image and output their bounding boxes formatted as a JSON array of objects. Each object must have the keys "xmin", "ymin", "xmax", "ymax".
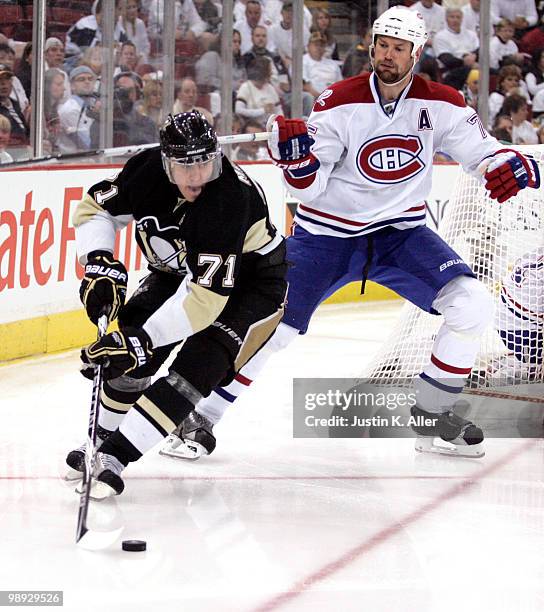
[
  {"xmin": 136, "ymin": 216, "xmax": 187, "ymax": 273},
  {"xmin": 356, "ymin": 135, "xmax": 426, "ymax": 184}
]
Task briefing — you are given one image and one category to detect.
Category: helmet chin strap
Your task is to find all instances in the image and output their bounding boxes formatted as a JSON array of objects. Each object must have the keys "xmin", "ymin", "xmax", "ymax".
[{"xmin": 375, "ymin": 67, "xmax": 412, "ymax": 88}]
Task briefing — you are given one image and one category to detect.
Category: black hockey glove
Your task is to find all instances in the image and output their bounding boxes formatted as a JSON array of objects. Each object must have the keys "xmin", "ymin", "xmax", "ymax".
[
  {"xmin": 80, "ymin": 250, "xmax": 128, "ymax": 325},
  {"xmin": 80, "ymin": 327, "xmax": 153, "ymax": 381}
]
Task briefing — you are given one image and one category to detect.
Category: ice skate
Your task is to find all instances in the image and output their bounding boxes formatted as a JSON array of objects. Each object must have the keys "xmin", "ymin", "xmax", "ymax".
[
  {"xmin": 87, "ymin": 452, "xmax": 125, "ymax": 500},
  {"xmin": 160, "ymin": 412, "xmax": 216, "ymax": 460},
  {"xmin": 410, "ymin": 405, "xmax": 485, "ymax": 458},
  {"xmin": 64, "ymin": 426, "xmax": 111, "ymax": 481}
]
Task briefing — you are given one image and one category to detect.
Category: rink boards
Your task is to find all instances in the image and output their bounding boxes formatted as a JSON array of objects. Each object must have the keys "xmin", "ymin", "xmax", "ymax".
[{"xmin": 0, "ymin": 162, "xmax": 460, "ymax": 361}]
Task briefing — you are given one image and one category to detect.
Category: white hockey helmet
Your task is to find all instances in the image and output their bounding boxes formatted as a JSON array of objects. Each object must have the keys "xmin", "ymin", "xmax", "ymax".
[{"xmin": 372, "ymin": 6, "xmax": 428, "ymax": 58}]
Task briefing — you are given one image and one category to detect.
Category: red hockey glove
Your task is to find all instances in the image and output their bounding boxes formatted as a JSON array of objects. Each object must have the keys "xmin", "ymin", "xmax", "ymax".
[
  {"xmin": 482, "ymin": 149, "xmax": 540, "ymax": 203},
  {"xmin": 267, "ymin": 115, "xmax": 320, "ymax": 179},
  {"xmin": 80, "ymin": 327, "xmax": 153, "ymax": 381}
]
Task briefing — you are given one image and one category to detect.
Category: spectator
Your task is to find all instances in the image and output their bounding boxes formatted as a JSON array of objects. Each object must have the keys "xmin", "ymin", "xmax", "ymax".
[
  {"xmin": 108, "ymin": 71, "xmax": 157, "ymax": 146},
  {"xmin": 195, "ymin": 29, "xmax": 248, "ymax": 96},
  {"xmin": 58, "ymin": 65, "xmax": 100, "ymax": 153},
  {"xmin": 172, "ymin": 76, "xmax": 214, "ymax": 125},
  {"xmin": 44, "ymin": 38, "xmax": 70, "ymax": 103},
  {"xmin": 44, "ymin": 68, "xmax": 66, "ymax": 153},
  {"xmin": 193, "ymin": 0, "xmax": 222, "ymax": 35},
  {"xmin": 243, "ymin": 24, "xmax": 313, "ymax": 118},
  {"xmin": 525, "ymin": 48, "xmax": 544, "ymax": 97},
  {"xmin": 302, "ymin": 32, "xmax": 342, "ymax": 100},
  {"xmin": 15, "ymin": 42, "xmax": 32, "ymax": 99},
  {"xmin": 235, "ymin": 56, "xmax": 282, "ymax": 127},
  {"xmin": 115, "ymin": 41, "xmax": 139, "ymax": 76},
  {"xmin": 138, "ymin": 79, "xmax": 163, "ymax": 133},
  {"xmin": 0, "ymin": 63, "xmax": 29, "ymax": 147},
  {"xmin": 44, "ymin": 37, "xmax": 65, "ymax": 71},
  {"xmin": 492, "ymin": 126, "xmax": 513, "ymax": 142},
  {"xmin": 461, "ymin": 0, "xmax": 500, "ymax": 35},
  {"xmin": 462, "ymin": 68, "xmax": 479, "ymax": 110},
  {"xmin": 491, "ymin": 113, "xmax": 513, "ymax": 142},
  {"xmin": 231, "ymin": 119, "xmax": 268, "ymax": 160},
  {"xmin": 147, "ymin": 0, "xmax": 206, "ymax": 42},
  {"xmin": 501, "ymin": 93, "xmax": 539, "ymax": 143},
  {"xmin": 0, "ymin": 114, "xmax": 13, "ymax": 163},
  {"xmin": 79, "ymin": 46, "xmax": 104, "ymax": 99},
  {"xmin": 494, "ymin": 0, "xmax": 538, "ymax": 32},
  {"xmin": 311, "ymin": 8, "xmax": 339, "ymax": 61},
  {"xmin": 410, "ymin": 0, "xmax": 446, "ymax": 54},
  {"xmin": 537, "ymin": 123, "xmax": 544, "ymax": 143},
  {"xmin": 261, "ymin": 0, "xmax": 312, "ymax": 29},
  {"xmin": 268, "ymin": 0, "xmax": 310, "ymax": 70},
  {"xmin": 195, "ymin": 36, "xmax": 222, "ymax": 92},
  {"xmin": 243, "ymin": 26, "xmax": 284, "ymax": 91},
  {"xmin": 232, "ymin": 29, "xmax": 248, "ymax": 92},
  {"xmin": 433, "ymin": 8, "xmax": 479, "ymax": 90},
  {"xmin": 490, "ymin": 19, "xmax": 525, "ymax": 71},
  {"xmin": 0, "ymin": 43, "xmax": 28, "ymax": 113},
  {"xmin": 193, "ymin": 29, "xmax": 246, "ymax": 94},
  {"xmin": 231, "ymin": 113, "xmax": 243, "ymax": 135},
  {"xmin": 234, "ymin": 0, "xmax": 250, "ymax": 23},
  {"xmin": 531, "ymin": 88, "xmax": 544, "ymax": 121},
  {"xmin": 418, "ymin": 57, "xmax": 441, "ymax": 82},
  {"xmin": 488, "ymin": 64, "xmax": 528, "ymax": 127},
  {"xmin": 119, "ymin": 0, "xmax": 150, "ymax": 63},
  {"xmin": 234, "ymin": 0, "xmax": 267, "ymax": 55},
  {"xmin": 65, "ymin": 0, "xmax": 127, "ymax": 67},
  {"xmin": 518, "ymin": 18, "xmax": 544, "ymax": 55},
  {"xmin": 341, "ymin": 26, "xmax": 372, "ymax": 78}
]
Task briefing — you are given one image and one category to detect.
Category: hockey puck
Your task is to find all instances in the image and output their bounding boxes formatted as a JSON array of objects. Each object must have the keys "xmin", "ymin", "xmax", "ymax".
[{"xmin": 122, "ymin": 540, "xmax": 146, "ymax": 552}]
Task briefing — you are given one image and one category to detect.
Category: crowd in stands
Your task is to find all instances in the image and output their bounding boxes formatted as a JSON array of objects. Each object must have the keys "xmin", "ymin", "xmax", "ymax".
[{"xmin": 0, "ymin": 0, "xmax": 543, "ymax": 163}]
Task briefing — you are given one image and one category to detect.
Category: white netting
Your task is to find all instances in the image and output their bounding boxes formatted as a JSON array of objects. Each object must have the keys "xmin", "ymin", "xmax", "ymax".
[{"xmin": 366, "ymin": 145, "xmax": 544, "ymax": 392}]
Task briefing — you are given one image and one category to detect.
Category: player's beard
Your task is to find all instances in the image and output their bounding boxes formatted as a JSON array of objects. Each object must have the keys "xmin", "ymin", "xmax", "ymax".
[{"xmin": 375, "ymin": 61, "xmax": 411, "ymax": 86}]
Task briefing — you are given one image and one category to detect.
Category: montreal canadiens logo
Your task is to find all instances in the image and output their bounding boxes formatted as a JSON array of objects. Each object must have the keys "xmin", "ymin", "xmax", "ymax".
[{"xmin": 357, "ymin": 135, "xmax": 426, "ymax": 184}]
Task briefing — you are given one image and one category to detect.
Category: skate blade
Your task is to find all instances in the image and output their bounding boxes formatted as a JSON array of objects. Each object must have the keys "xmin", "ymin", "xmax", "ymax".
[
  {"xmin": 159, "ymin": 437, "xmax": 207, "ymax": 461},
  {"xmin": 415, "ymin": 437, "xmax": 485, "ymax": 459},
  {"xmin": 64, "ymin": 467, "xmax": 84, "ymax": 482},
  {"xmin": 75, "ymin": 480, "xmax": 119, "ymax": 500}
]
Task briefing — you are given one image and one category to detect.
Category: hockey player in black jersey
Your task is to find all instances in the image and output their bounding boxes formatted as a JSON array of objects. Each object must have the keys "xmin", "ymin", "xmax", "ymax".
[{"xmin": 65, "ymin": 111, "xmax": 288, "ymax": 498}]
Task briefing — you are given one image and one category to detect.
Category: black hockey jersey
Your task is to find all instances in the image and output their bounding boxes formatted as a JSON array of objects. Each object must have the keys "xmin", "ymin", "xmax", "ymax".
[{"xmin": 73, "ymin": 148, "xmax": 285, "ymax": 347}]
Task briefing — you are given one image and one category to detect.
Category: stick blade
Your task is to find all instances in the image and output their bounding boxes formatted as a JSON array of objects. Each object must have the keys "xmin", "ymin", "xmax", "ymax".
[{"xmin": 76, "ymin": 525, "xmax": 124, "ymax": 551}]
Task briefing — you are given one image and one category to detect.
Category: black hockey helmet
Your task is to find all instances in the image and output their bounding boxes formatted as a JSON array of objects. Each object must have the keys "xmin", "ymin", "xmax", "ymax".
[{"xmin": 159, "ymin": 111, "xmax": 222, "ymax": 184}]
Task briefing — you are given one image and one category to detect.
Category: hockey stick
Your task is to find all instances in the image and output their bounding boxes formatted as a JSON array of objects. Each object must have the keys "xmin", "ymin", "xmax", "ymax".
[
  {"xmin": 76, "ymin": 312, "xmax": 124, "ymax": 550},
  {"xmin": 0, "ymin": 132, "xmax": 271, "ymax": 169}
]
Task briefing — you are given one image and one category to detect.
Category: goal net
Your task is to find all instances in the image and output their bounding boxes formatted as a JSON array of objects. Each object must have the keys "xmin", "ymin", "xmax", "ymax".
[{"xmin": 365, "ymin": 145, "xmax": 544, "ymax": 398}]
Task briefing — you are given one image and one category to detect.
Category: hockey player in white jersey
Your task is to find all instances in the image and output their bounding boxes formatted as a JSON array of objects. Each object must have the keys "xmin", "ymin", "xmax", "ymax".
[
  {"xmin": 162, "ymin": 6, "xmax": 540, "ymax": 460},
  {"xmin": 490, "ymin": 247, "xmax": 544, "ymax": 382}
]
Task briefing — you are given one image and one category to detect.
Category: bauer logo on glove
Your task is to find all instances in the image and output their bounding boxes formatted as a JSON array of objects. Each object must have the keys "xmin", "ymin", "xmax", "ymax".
[
  {"xmin": 80, "ymin": 250, "xmax": 128, "ymax": 325},
  {"xmin": 266, "ymin": 115, "xmax": 321, "ymax": 180},
  {"xmin": 80, "ymin": 327, "xmax": 153, "ymax": 380}
]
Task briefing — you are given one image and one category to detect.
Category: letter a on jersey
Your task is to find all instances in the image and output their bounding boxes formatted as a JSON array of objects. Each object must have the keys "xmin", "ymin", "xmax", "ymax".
[{"xmin": 418, "ymin": 108, "xmax": 433, "ymax": 131}]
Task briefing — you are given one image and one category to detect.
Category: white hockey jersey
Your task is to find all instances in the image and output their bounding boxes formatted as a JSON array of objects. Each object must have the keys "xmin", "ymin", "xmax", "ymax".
[{"xmin": 285, "ymin": 72, "xmax": 501, "ymax": 238}]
